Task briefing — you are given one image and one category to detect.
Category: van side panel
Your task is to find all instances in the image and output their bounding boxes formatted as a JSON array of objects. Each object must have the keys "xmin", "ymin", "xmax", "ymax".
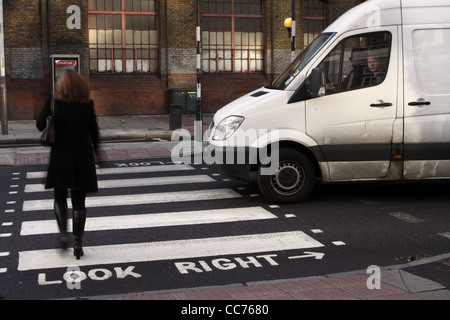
[{"xmin": 305, "ymin": 27, "xmax": 400, "ymax": 182}]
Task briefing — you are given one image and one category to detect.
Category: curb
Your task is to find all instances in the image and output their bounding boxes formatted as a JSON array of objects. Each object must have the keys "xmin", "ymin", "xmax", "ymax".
[
  {"xmin": 0, "ymin": 131, "xmax": 174, "ymax": 146},
  {"xmin": 65, "ymin": 253, "xmax": 450, "ymax": 300}
]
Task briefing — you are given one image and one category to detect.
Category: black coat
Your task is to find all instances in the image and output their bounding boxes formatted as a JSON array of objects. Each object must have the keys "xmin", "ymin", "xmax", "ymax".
[{"xmin": 36, "ymin": 95, "xmax": 99, "ymax": 192}]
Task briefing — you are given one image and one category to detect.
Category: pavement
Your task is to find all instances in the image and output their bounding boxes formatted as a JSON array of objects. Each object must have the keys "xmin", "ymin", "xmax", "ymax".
[{"xmin": 0, "ymin": 113, "xmax": 449, "ymax": 301}]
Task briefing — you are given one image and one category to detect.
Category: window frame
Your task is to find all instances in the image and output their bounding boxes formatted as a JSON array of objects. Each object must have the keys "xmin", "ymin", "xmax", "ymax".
[
  {"xmin": 201, "ymin": 0, "xmax": 265, "ymax": 74},
  {"xmin": 316, "ymin": 31, "xmax": 393, "ymax": 96},
  {"xmin": 88, "ymin": 0, "xmax": 159, "ymax": 74}
]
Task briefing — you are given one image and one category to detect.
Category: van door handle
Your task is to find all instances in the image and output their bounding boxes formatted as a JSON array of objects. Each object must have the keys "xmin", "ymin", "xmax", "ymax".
[
  {"xmin": 370, "ymin": 102, "xmax": 392, "ymax": 107},
  {"xmin": 408, "ymin": 101, "xmax": 431, "ymax": 106}
]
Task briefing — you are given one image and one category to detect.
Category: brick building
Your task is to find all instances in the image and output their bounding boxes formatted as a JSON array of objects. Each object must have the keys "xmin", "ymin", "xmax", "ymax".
[{"xmin": 2, "ymin": 0, "xmax": 363, "ymax": 120}]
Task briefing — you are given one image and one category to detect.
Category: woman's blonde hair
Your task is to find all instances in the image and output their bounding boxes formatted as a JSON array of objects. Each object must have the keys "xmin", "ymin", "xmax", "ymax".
[{"xmin": 55, "ymin": 70, "xmax": 90, "ymax": 104}]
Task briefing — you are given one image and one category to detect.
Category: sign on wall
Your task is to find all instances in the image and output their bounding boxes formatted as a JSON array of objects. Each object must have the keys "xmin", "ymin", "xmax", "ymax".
[{"xmin": 50, "ymin": 54, "xmax": 80, "ymax": 93}]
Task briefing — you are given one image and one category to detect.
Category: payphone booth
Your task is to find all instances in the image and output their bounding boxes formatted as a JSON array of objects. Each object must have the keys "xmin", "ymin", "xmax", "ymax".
[{"xmin": 50, "ymin": 54, "xmax": 80, "ymax": 93}]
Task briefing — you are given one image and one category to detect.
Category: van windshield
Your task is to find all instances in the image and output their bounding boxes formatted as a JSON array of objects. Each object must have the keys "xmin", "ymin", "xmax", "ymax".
[{"xmin": 268, "ymin": 32, "xmax": 335, "ymax": 90}]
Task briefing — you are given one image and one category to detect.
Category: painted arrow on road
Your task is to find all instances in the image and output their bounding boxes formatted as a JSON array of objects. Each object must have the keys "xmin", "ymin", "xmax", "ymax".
[{"xmin": 288, "ymin": 252, "xmax": 325, "ymax": 260}]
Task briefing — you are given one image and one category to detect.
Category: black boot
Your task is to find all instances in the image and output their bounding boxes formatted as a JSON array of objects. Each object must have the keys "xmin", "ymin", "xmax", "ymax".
[
  {"xmin": 72, "ymin": 209, "xmax": 86, "ymax": 260},
  {"xmin": 54, "ymin": 201, "xmax": 68, "ymax": 249}
]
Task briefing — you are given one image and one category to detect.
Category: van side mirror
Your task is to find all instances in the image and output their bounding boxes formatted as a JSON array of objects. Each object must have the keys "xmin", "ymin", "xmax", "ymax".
[{"xmin": 307, "ymin": 68, "xmax": 326, "ymax": 98}]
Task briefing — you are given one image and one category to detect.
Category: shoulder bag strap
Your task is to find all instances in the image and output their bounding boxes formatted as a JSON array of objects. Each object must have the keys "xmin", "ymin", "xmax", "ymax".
[{"xmin": 51, "ymin": 95, "xmax": 55, "ymax": 116}]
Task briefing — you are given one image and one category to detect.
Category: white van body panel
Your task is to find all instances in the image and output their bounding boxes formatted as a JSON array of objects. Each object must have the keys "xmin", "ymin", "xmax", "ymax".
[
  {"xmin": 402, "ymin": 1, "xmax": 450, "ymax": 179},
  {"xmin": 306, "ymin": 25, "xmax": 401, "ymax": 181},
  {"xmin": 212, "ymin": 89, "xmax": 286, "ymax": 125},
  {"xmin": 213, "ymin": 89, "xmax": 316, "ymax": 149},
  {"xmin": 248, "ymin": 128, "xmax": 319, "ymax": 150},
  {"xmin": 320, "ymin": 0, "xmax": 401, "ymax": 33}
]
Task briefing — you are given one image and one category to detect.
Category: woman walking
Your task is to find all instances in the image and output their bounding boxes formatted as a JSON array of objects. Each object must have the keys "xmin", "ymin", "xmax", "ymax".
[{"xmin": 36, "ymin": 70, "xmax": 99, "ymax": 260}]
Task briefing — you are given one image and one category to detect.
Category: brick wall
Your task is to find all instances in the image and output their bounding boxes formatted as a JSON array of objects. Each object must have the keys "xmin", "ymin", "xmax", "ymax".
[
  {"xmin": 3, "ymin": 0, "xmax": 363, "ymax": 120},
  {"xmin": 327, "ymin": 0, "xmax": 364, "ymax": 24},
  {"xmin": 4, "ymin": 0, "xmax": 45, "ymax": 80}
]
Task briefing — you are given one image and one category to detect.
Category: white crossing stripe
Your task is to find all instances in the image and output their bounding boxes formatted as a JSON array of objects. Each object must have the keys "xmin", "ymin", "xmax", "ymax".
[
  {"xmin": 17, "ymin": 231, "xmax": 324, "ymax": 271},
  {"xmin": 25, "ymin": 164, "xmax": 195, "ymax": 179},
  {"xmin": 439, "ymin": 232, "xmax": 450, "ymax": 240},
  {"xmin": 389, "ymin": 212, "xmax": 425, "ymax": 223},
  {"xmin": 20, "ymin": 207, "xmax": 277, "ymax": 236},
  {"xmin": 24, "ymin": 175, "xmax": 215, "ymax": 193},
  {"xmin": 22, "ymin": 188, "xmax": 241, "ymax": 211}
]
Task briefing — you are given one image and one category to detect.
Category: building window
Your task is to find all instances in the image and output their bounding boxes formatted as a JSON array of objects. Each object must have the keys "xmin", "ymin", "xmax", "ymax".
[
  {"xmin": 201, "ymin": 0, "xmax": 264, "ymax": 73},
  {"xmin": 88, "ymin": 0, "xmax": 158, "ymax": 74},
  {"xmin": 304, "ymin": 0, "xmax": 326, "ymax": 47}
]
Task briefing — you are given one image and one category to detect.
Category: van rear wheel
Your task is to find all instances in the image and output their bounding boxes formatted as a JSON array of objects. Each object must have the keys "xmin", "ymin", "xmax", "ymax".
[{"xmin": 257, "ymin": 148, "xmax": 315, "ymax": 204}]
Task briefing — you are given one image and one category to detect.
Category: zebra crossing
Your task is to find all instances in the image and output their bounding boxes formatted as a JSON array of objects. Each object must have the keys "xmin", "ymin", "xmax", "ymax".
[
  {"xmin": 2, "ymin": 160, "xmax": 329, "ymax": 291},
  {"xmin": 19, "ymin": 231, "xmax": 323, "ymax": 271}
]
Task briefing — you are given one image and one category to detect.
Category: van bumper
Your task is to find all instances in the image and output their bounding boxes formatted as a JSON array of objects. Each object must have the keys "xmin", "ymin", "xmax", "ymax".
[{"xmin": 205, "ymin": 144, "xmax": 253, "ymax": 182}]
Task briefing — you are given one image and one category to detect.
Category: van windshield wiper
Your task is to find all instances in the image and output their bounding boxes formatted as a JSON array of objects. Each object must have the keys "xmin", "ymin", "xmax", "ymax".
[{"xmin": 264, "ymin": 83, "xmax": 283, "ymax": 90}]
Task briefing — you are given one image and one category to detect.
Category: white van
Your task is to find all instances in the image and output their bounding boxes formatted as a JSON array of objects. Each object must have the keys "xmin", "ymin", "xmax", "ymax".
[{"xmin": 205, "ymin": 0, "xmax": 450, "ymax": 203}]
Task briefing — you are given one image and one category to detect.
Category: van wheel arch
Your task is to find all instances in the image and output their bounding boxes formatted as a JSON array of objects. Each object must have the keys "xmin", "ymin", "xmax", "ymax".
[{"xmin": 252, "ymin": 141, "xmax": 321, "ymax": 177}]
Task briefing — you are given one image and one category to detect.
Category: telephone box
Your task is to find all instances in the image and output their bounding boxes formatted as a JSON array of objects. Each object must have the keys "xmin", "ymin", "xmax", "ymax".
[{"xmin": 50, "ymin": 54, "xmax": 80, "ymax": 93}]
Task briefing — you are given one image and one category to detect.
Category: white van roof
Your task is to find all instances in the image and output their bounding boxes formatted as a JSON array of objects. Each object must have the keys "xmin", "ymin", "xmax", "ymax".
[
  {"xmin": 402, "ymin": 0, "xmax": 450, "ymax": 25},
  {"xmin": 324, "ymin": 0, "xmax": 450, "ymax": 33}
]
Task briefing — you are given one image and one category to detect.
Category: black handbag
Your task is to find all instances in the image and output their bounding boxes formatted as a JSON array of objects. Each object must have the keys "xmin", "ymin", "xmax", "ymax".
[{"xmin": 40, "ymin": 95, "xmax": 56, "ymax": 147}]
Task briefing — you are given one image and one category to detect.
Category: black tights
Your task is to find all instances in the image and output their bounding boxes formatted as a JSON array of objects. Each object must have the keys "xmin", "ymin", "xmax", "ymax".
[{"xmin": 54, "ymin": 188, "xmax": 87, "ymax": 211}]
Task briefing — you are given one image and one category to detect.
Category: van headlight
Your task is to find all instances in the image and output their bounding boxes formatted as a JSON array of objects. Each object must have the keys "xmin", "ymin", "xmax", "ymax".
[{"xmin": 212, "ymin": 116, "xmax": 245, "ymax": 141}]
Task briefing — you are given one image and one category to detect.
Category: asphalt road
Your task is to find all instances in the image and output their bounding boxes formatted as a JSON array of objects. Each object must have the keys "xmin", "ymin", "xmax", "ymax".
[{"xmin": 0, "ymin": 158, "xmax": 449, "ymax": 299}]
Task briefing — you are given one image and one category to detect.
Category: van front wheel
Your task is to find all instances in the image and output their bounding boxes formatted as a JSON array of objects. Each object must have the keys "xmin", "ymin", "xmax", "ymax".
[{"xmin": 257, "ymin": 148, "xmax": 315, "ymax": 204}]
